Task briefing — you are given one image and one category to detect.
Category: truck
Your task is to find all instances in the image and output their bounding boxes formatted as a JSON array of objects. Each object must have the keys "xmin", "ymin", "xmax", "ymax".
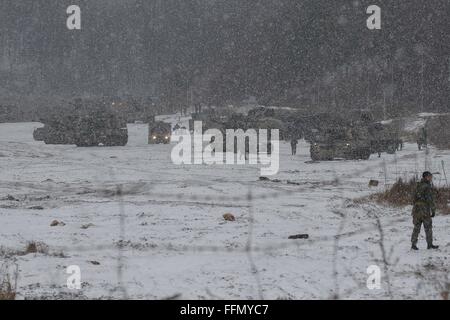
[{"xmin": 149, "ymin": 121, "xmax": 172, "ymax": 144}]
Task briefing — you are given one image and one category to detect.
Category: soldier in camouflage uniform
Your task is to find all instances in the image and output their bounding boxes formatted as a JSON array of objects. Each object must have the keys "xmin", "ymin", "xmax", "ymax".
[
  {"xmin": 417, "ymin": 127, "xmax": 428, "ymax": 151},
  {"xmin": 290, "ymin": 138, "xmax": 298, "ymax": 155},
  {"xmin": 411, "ymin": 171, "xmax": 439, "ymax": 250}
]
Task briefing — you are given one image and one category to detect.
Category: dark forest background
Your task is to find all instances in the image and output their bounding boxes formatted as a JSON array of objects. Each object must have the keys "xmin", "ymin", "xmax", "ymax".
[{"xmin": 0, "ymin": 0, "xmax": 449, "ymax": 118}]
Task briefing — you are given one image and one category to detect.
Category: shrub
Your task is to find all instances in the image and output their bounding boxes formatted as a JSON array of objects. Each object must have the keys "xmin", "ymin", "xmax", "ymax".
[
  {"xmin": 375, "ymin": 178, "xmax": 450, "ymax": 215},
  {"xmin": 0, "ymin": 264, "xmax": 18, "ymax": 300}
]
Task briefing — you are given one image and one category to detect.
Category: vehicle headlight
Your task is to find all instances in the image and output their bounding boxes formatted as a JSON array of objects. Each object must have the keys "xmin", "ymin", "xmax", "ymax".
[{"xmin": 153, "ymin": 136, "xmax": 157, "ymax": 140}]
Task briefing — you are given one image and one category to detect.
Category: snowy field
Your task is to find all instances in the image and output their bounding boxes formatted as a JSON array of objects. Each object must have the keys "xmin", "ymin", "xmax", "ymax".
[{"xmin": 0, "ymin": 121, "xmax": 449, "ymax": 300}]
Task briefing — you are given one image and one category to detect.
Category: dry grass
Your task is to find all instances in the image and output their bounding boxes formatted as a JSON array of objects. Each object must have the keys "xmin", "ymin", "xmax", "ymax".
[
  {"xmin": 0, "ymin": 242, "xmax": 64, "ymax": 260},
  {"xmin": 24, "ymin": 241, "xmax": 49, "ymax": 255},
  {"xmin": 0, "ymin": 263, "xmax": 18, "ymax": 300},
  {"xmin": 372, "ymin": 178, "xmax": 450, "ymax": 215},
  {"xmin": 0, "ymin": 280, "xmax": 16, "ymax": 300}
]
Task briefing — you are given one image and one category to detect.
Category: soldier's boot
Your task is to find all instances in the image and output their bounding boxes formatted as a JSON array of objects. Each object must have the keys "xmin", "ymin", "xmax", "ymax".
[
  {"xmin": 427, "ymin": 244, "xmax": 439, "ymax": 250},
  {"xmin": 411, "ymin": 244, "xmax": 419, "ymax": 251}
]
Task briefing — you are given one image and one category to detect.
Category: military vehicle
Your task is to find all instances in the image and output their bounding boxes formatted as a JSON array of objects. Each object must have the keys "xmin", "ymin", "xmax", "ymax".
[
  {"xmin": 247, "ymin": 116, "xmax": 287, "ymax": 140},
  {"xmin": 247, "ymin": 107, "xmax": 276, "ymax": 120},
  {"xmin": 299, "ymin": 110, "xmax": 405, "ymax": 161},
  {"xmin": 188, "ymin": 107, "xmax": 283, "ymax": 155},
  {"xmin": 74, "ymin": 112, "xmax": 128, "ymax": 147},
  {"xmin": 298, "ymin": 113, "xmax": 346, "ymax": 143},
  {"xmin": 309, "ymin": 125, "xmax": 372, "ymax": 161},
  {"xmin": 247, "ymin": 107, "xmax": 297, "ymax": 140},
  {"xmin": 33, "ymin": 127, "xmax": 47, "ymax": 142},
  {"xmin": 213, "ymin": 113, "xmax": 275, "ymax": 155},
  {"xmin": 34, "ymin": 100, "xmax": 128, "ymax": 147},
  {"xmin": 425, "ymin": 114, "xmax": 450, "ymax": 149},
  {"xmin": 149, "ymin": 121, "xmax": 171, "ymax": 144},
  {"xmin": 39, "ymin": 114, "xmax": 78, "ymax": 145},
  {"xmin": 368, "ymin": 122, "xmax": 400, "ymax": 156},
  {"xmin": 189, "ymin": 110, "xmax": 274, "ymax": 155},
  {"xmin": 189, "ymin": 108, "xmax": 232, "ymax": 133}
]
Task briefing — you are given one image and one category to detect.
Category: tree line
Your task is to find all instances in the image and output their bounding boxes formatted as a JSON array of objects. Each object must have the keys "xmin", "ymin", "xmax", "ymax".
[{"xmin": 0, "ymin": 0, "xmax": 448, "ymax": 118}]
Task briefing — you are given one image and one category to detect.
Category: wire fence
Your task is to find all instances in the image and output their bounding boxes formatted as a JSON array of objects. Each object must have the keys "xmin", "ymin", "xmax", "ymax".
[{"xmin": 1, "ymin": 143, "xmax": 449, "ymax": 299}]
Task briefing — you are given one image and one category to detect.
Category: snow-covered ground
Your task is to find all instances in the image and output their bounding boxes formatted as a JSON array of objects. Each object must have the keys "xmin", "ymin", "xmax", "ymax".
[{"xmin": 0, "ymin": 120, "xmax": 448, "ymax": 300}]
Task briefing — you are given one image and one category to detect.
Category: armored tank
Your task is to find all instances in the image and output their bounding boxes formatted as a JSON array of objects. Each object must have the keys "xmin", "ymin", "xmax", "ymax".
[
  {"xmin": 35, "ymin": 100, "xmax": 128, "ymax": 147},
  {"xmin": 310, "ymin": 125, "xmax": 372, "ymax": 161},
  {"xmin": 247, "ymin": 107, "xmax": 298, "ymax": 140},
  {"xmin": 189, "ymin": 108, "xmax": 232, "ymax": 133},
  {"xmin": 40, "ymin": 114, "xmax": 78, "ymax": 145},
  {"xmin": 248, "ymin": 116, "xmax": 286, "ymax": 140},
  {"xmin": 216, "ymin": 113, "xmax": 275, "ymax": 155},
  {"xmin": 305, "ymin": 110, "xmax": 404, "ymax": 161},
  {"xmin": 300, "ymin": 113, "xmax": 350, "ymax": 144},
  {"xmin": 74, "ymin": 111, "xmax": 128, "ymax": 147}
]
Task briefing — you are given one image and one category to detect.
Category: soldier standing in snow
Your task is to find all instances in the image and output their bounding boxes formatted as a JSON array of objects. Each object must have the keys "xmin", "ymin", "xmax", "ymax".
[
  {"xmin": 411, "ymin": 171, "xmax": 439, "ymax": 250},
  {"xmin": 290, "ymin": 138, "xmax": 298, "ymax": 155},
  {"xmin": 417, "ymin": 127, "xmax": 428, "ymax": 150}
]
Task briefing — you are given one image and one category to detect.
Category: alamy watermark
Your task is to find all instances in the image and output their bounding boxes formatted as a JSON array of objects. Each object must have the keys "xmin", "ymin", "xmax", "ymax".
[
  {"xmin": 366, "ymin": 265, "xmax": 382, "ymax": 290},
  {"xmin": 66, "ymin": 4, "xmax": 381, "ymax": 31},
  {"xmin": 171, "ymin": 121, "xmax": 280, "ymax": 176},
  {"xmin": 66, "ymin": 265, "xmax": 81, "ymax": 290}
]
